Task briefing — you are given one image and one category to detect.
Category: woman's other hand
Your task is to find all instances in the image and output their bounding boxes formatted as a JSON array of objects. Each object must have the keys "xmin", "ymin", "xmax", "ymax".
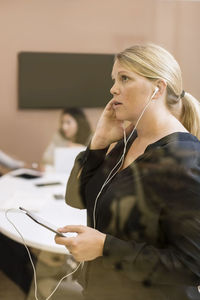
[{"xmin": 55, "ymin": 225, "xmax": 106, "ymax": 262}]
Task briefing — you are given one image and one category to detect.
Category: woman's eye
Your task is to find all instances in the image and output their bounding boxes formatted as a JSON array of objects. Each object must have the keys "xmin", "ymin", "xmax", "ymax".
[{"xmin": 121, "ymin": 75, "xmax": 129, "ymax": 82}]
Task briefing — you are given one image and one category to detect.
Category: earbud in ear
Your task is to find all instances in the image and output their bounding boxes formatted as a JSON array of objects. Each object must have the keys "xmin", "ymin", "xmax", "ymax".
[{"xmin": 151, "ymin": 87, "xmax": 159, "ymax": 99}]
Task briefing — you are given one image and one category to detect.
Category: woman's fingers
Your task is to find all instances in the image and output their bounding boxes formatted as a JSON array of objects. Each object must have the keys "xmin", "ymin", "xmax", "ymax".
[
  {"xmin": 55, "ymin": 225, "xmax": 85, "ymax": 249},
  {"xmin": 57, "ymin": 224, "xmax": 85, "ymax": 233},
  {"xmin": 55, "ymin": 225, "xmax": 106, "ymax": 262},
  {"xmin": 55, "ymin": 235, "xmax": 75, "ymax": 247}
]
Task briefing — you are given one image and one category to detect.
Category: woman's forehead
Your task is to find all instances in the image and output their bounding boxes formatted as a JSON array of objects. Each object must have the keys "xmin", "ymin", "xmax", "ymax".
[
  {"xmin": 111, "ymin": 60, "xmax": 137, "ymax": 77},
  {"xmin": 62, "ymin": 113, "xmax": 75, "ymax": 121}
]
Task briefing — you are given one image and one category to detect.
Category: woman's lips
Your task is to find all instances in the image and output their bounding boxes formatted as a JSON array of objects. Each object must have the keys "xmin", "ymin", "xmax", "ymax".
[{"xmin": 113, "ymin": 100, "xmax": 122, "ymax": 107}]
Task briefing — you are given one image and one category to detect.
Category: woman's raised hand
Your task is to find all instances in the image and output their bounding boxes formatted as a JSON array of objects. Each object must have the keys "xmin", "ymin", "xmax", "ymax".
[{"xmin": 90, "ymin": 100, "xmax": 125, "ymax": 149}]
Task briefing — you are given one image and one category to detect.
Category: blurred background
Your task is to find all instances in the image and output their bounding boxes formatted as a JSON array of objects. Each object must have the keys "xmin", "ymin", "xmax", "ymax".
[{"xmin": 0, "ymin": 0, "xmax": 199, "ymax": 163}]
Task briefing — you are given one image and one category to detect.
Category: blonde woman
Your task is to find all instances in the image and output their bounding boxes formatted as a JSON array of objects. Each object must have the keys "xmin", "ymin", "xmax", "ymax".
[{"xmin": 55, "ymin": 44, "xmax": 200, "ymax": 300}]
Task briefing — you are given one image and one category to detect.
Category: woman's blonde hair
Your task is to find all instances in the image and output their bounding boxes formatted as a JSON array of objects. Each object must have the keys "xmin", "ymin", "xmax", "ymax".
[{"xmin": 116, "ymin": 44, "xmax": 200, "ymax": 139}]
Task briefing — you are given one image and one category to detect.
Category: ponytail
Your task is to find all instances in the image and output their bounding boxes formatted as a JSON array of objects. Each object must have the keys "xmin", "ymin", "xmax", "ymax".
[{"xmin": 181, "ymin": 93, "xmax": 200, "ymax": 140}]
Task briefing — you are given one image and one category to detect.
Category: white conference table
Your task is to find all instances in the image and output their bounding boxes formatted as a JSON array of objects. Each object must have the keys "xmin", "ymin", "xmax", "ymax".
[{"xmin": 0, "ymin": 169, "xmax": 86, "ymax": 254}]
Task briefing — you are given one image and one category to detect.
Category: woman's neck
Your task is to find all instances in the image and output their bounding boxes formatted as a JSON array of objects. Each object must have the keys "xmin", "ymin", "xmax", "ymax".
[{"xmin": 135, "ymin": 109, "xmax": 188, "ymax": 142}]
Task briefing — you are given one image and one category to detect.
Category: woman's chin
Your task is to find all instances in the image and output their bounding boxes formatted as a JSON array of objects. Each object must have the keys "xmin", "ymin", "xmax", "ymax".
[{"xmin": 115, "ymin": 112, "xmax": 130, "ymax": 122}]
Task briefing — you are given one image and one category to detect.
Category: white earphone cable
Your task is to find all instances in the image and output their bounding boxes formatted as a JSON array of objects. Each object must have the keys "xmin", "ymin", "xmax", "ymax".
[
  {"xmin": 5, "ymin": 208, "xmax": 82, "ymax": 300},
  {"xmin": 93, "ymin": 91, "xmax": 156, "ymax": 229}
]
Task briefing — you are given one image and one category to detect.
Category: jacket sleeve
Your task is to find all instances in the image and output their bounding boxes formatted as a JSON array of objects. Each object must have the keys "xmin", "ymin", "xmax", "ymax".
[
  {"xmin": 102, "ymin": 147, "xmax": 200, "ymax": 286},
  {"xmin": 65, "ymin": 145, "xmax": 108, "ymax": 209}
]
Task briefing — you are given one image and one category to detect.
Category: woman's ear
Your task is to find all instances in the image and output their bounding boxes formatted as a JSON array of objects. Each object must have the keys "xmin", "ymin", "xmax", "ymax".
[{"xmin": 152, "ymin": 79, "xmax": 167, "ymax": 100}]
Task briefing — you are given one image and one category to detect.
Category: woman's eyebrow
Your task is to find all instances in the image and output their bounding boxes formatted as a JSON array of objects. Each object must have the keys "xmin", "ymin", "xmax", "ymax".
[{"xmin": 111, "ymin": 70, "xmax": 131, "ymax": 79}]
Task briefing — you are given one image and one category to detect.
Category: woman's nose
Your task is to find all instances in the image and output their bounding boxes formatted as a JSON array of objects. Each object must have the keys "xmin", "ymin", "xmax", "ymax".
[
  {"xmin": 62, "ymin": 123, "xmax": 69, "ymax": 131},
  {"xmin": 110, "ymin": 82, "xmax": 120, "ymax": 95}
]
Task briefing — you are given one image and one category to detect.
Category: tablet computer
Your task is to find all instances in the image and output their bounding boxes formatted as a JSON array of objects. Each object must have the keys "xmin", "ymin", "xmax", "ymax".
[{"xmin": 19, "ymin": 207, "xmax": 65, "ymax": 237}]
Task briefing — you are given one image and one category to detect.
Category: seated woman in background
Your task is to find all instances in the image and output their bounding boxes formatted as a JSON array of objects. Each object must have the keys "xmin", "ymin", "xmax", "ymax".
[{"xmin": 42, "ymin": 107, "xmax": 92, "ymax": 166}]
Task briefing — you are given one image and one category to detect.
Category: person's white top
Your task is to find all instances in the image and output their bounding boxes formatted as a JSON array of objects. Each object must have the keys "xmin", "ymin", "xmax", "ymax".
[
  {"xmin": 54, "ymin": 146, "xmax": 86, "ymax": 173},
  {"xmin": 0, "ymin": 150, "xmax": 24, "ymax": 169},
  {"xmin": 0, "ymin": 169, "xmax": 86, "ymax": 254}
]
